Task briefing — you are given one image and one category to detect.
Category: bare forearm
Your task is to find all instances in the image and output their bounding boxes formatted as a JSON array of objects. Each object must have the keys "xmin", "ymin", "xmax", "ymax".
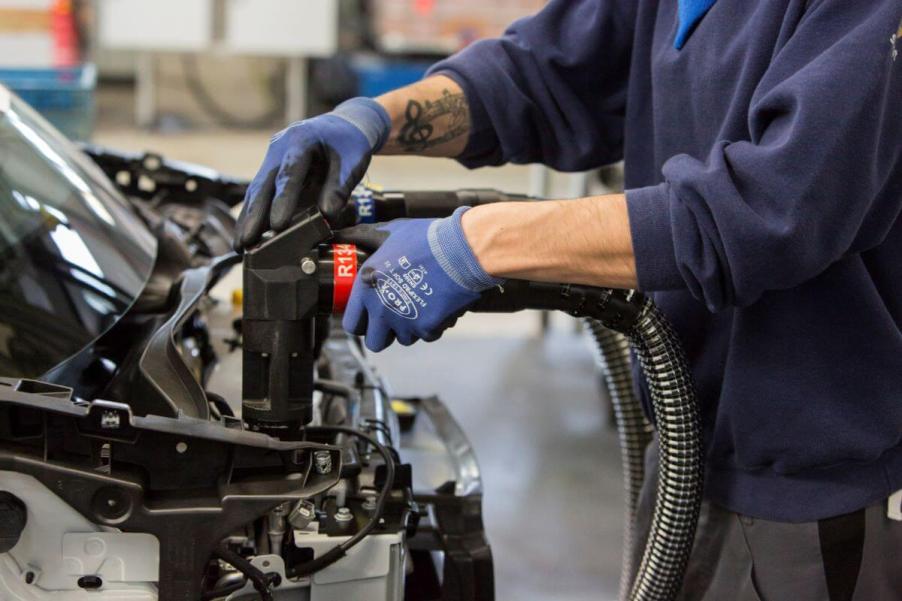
[
  {"xmin": 376, "ymin": 75, "xmax": 470, "ymax": 157},
  {"xmin": 461, "ymin": 195, "xmax": 638, "ymax": 290}
]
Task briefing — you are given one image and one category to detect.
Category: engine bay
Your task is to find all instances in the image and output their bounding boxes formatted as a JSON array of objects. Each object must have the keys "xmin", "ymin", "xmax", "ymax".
[{"xmin": 0, "ymin": 139, "xmax": 493, "ymax": 601}]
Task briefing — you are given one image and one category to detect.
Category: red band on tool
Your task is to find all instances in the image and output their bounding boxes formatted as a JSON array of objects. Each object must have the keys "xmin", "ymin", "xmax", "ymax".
[{"xmin": 332, "ymin": 244, "xmax": 357, "ymax": 313}]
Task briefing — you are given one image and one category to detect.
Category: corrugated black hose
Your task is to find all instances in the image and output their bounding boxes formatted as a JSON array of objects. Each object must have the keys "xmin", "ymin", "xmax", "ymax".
[
  {"xmin": 474, "ymin": 284, "xmax": 703, "ymax": 601},
  {"xmin": 622, "ymin": 298, "xmax": 703, "ymax": 601},
  {"xmin": 584, "ymin": 321, "xmax": 653, "ymax": 601}
]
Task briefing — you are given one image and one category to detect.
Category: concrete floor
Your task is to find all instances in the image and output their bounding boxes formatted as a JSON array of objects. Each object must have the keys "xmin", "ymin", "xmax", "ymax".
[
  {"xmin": 94, "ymin": 110, "xmax": 625, "ymax": 601},
  {"xmin": 371, "ymin": 331, "xmax": 624, "ymax": 601}
]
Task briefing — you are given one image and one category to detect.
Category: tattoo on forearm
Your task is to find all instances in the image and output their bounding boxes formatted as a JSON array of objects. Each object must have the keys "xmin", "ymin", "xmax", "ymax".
[{"xmin": 397, "ymin": 89, "xmax": 469, "ymax": 152}]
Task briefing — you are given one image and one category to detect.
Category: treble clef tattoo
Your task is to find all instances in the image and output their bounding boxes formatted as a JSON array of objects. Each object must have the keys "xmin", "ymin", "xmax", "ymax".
[
  {"xmin": 398, "ymin": 101, "xmax": 434, "ymax": 152},
  {"xmin": 395, "ymin": 89, "xmax": 470, "ymax": 153}
]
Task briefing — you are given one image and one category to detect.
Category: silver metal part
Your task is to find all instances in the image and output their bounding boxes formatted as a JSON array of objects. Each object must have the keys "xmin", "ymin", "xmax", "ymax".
[
  {"xmin": 334, "ymin": 507, "xmax": 354, "ymax": 523},
  {"xmin": 100, "ymin": 410, "xmax": 121, "ymax": 429},
  {"xmin": 314, "ymin": 450, "xmax": 333, "ymax": 475},
  {"xmin": 300, "ymin": 256, "xmax": 317, "ymax": 275},
  {"xmin": 288, "ymin": 500, "xmax": 316, "ymax": 530},
  {"xmin": 268, "ymin": 503, "xmax": 291, "ymax": 554},
  {"xmin": 329, "ymin": 480, "xmax": 348, "ymax": 509}
]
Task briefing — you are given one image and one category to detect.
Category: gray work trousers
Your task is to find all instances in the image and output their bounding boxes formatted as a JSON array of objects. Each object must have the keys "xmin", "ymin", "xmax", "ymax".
[{"xmin": 632, "ymin": 440, "xmax": 902, "ymax": 601}]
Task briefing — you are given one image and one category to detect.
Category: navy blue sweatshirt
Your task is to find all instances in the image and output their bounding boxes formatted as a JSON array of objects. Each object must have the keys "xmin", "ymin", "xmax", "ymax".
[{"xmin": 429, "ymin": 0, "xmax": 902, "ymax": 521}]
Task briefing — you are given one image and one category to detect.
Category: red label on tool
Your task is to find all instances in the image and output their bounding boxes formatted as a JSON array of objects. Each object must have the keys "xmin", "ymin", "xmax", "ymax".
[{"xmin": 332, "ymin": 244, "xmax": 358, "ymax": 313}]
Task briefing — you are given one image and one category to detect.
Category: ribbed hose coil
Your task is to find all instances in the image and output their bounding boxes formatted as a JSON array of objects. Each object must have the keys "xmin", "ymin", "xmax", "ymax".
[
  {"xmin": 585, "ymin": 320, "xmax": 653, "ymax": 601},
  {"xmin": 622, "ymin": 298, "xmax": 703, "ymax": 601}
]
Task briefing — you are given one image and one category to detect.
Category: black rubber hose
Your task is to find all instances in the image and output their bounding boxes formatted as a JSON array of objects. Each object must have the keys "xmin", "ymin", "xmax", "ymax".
[
  {"xmin": 584, "ymin": 321, "xmax": 653, "ymax": 601},
  {"xmin": 211, "ymin": 545, "xmax": 273, "ymax": 601},
  {"xmin": 472, "ymin": 283, "xmax": 702, "ymax": 600},
  {"xmin": 623, "ymin": 299, "xmax": 703, "ymax": 601}
]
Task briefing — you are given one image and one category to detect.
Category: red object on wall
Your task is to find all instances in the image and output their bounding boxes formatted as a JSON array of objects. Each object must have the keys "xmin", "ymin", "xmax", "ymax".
[
  {"xmin": 51, "ymin": 0, "xmax": 78, "ymax": 66},
  {"xmin": 414, "ymin": 0, "xmax": 435, "ymax": 16}
]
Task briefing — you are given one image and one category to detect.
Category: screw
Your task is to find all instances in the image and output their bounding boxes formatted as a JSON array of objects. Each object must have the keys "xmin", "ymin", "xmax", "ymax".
[
  {"xmin": 334, "ymin": 507, "xmax": 353, "ymax": 522},
  {"xmin": 313, "ymin": 450, "xmax": 332, "ymax": 475},
  {"xmin": 300, "ymin": 257, "xmax": 317, "ymax": 275},
  {"xmin": 92, "ymin": 487, "xmax": 131, "ymax": 522},
  {"xmin": 362, "ymin": 496, "xmax": 377, "ymax": 511}
]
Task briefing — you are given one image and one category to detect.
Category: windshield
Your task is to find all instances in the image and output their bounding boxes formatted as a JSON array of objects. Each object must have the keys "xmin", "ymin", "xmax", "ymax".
[{"xmin": 0, "ymin": 87, "xmax": 156, "ymax": 378}]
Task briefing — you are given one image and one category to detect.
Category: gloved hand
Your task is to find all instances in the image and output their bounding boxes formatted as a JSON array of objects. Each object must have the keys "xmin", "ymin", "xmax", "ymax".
[
  {"xmin": 234, "ymin": 97, "xmax": 391, "ymax": 250},
  {"xmin": 337, "ymin": 207, "xmax": 503, "ymax": 351}
]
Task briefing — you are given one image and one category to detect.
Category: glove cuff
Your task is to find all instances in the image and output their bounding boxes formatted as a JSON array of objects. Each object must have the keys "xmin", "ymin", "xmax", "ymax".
[
  {"xmin": 332, "ymin": 97, "xmax": 392, "ymax": 152},
  {"xmin": 428, "ymin": 207, "xmax": 504, "ymax": 292}
]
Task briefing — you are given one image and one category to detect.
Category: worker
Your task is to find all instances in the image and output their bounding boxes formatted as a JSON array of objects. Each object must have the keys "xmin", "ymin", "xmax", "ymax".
[{"xmin": 235, "ymin": 0, "xmax": 902, "ymax": 598}]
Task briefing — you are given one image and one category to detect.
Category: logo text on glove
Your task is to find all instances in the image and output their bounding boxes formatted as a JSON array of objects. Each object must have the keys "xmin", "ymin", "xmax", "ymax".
[{"xmin": 374, "ymin": 271, "xmax": 418, "ymax": 319}]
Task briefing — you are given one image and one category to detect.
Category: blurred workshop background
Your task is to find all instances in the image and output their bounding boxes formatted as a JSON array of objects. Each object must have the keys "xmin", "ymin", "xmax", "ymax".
[{"xmin": 0, "ymin": 2, "xmax": 626, "ymax": 599}]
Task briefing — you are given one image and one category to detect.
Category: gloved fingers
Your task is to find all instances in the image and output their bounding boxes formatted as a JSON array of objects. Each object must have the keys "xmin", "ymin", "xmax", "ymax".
[
  {"xmin": 396, "ymin": 330, "xmax": 419, "ymax": 347},
  {"xmin": 420, "ymin": 316, "xmax": 458, "ymax": 343},
  {"xmin": 332, "ymin": 224, "xmax": 390, "ymax": 253},
  {"xmin": 269, "ymin": 146, "xmax": 316, "ymax": 232},
  {"xmin": 364, "ymin": 318, "xmax": 395, "ymax": 352},
  {"xmin": 341, "ymin": 286, "xmax": 368, "ymax": 336},
  {"xmin": 318, "ymin": 148, "xmax": 371, "ymax": 227},
  {"xmin": 234, "ymin": 167, "xmax": 278, "ymax": 251},
  {"xmin": 233, "ymin": 200, "xmax": 253, "ymax": 251},
  {"xmin": 331, "ymin": 202, "xmax": 359, "ymax": 230},
  {"xmin": 421, "ymin": 331, "xmax": 443, "ymax": 343}
]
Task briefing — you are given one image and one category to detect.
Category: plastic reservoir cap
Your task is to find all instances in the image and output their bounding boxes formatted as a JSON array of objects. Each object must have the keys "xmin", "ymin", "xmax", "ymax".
[{"xmin": 231, "ymin": 288, "xmax": 243, "ymax": 308}]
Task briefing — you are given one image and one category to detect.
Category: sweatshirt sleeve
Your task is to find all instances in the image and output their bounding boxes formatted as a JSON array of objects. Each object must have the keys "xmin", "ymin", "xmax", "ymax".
[
  {"xmin": 426, "ymin": 0, "xmax": 638, "ymax": 171},
  {"xmin": 627, "ymin": 0, "xmax": 902, "ymax": 311}
]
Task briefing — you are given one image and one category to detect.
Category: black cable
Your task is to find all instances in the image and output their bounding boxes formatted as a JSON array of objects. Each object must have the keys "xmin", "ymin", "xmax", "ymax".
[
  {"xmin": 181, "ymin": 54, "xmax": 285, "ymax": 130},
  {"xmin": 286, "ymin": 425, "xmax": 396, "ymax": 578},
  {"xmin": 361, "ymin": 418, "xmax": 393, "ymax": 443},
  {"xmin": 315, "ymin": 379, "xmax": 354, "ymax": 397},
  {"xmin": 315, "ymin": 380, "xmax": 353, "ymax": 422},
  {"xmin": 359, "ymin": 420, "xmax": 401, "ymax": 463},
  {"xmin": 211, "ymin": 546, "xmax": 273, "ymax": 601},
  {"xmin": 200, "ymin": 578, "xmax": 246, "ymax": 601}
]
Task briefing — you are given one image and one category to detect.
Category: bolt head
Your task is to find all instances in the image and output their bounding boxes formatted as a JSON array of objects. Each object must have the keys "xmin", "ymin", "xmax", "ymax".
[{"xmin": 300, "ymin": 257, "xmax": 317, "ymax": 275}]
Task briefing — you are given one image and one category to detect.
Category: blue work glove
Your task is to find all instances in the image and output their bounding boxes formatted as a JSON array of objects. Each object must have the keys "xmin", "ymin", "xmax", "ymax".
[
  {"xmin": 337, "ymin": 207, "xmax": 503, "ymax": 352},
  {"xmin": 234, "ymin": 97, "xmax": 391, "ymax": 250}
]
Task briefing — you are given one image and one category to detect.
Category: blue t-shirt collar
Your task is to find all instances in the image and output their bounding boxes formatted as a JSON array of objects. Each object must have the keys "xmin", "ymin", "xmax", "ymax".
[{"xmin": 675, "ymin": 0, "xmax": 718, "ymax": 49}]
